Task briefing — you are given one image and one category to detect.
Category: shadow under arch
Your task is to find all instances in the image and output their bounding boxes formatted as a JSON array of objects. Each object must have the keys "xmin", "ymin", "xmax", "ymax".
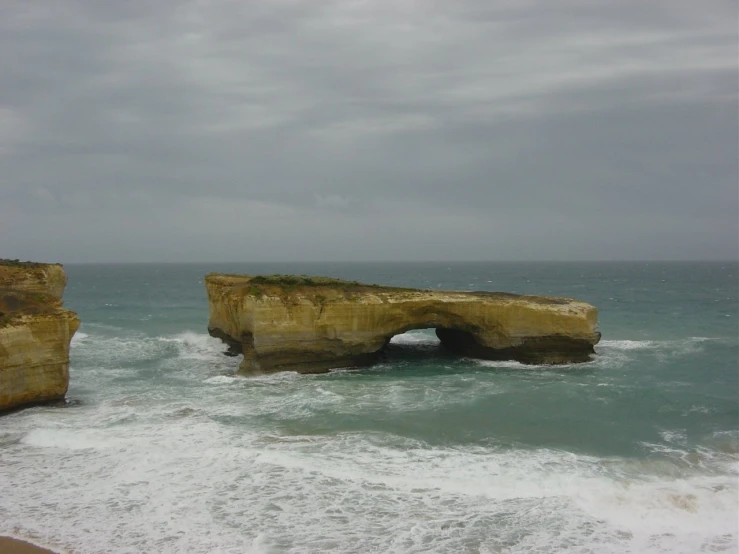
[{"xmin": 376, "ymin": 315, "xmax": 596, "ymax": 367}]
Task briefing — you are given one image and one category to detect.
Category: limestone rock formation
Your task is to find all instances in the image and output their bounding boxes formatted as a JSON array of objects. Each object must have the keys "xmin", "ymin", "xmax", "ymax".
[
  {"xmin": 206, "ymin": 274, "xmax": 600, "ymax": 375},
  {"xmin": 0, "ymin": 260, "xmax": 80, "ymax": 412}
]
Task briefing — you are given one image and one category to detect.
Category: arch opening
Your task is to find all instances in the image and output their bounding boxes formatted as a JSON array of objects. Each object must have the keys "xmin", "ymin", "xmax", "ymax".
[
  {"xmin": 380, "ymin": 325, "xmax": 485, "ymax": 362},
  {"xmin": 385, "ymin": 328, "xmax": 440, "ymax": 356}
]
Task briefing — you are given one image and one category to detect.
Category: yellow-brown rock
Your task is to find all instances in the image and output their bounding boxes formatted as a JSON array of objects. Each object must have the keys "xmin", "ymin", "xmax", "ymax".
[
  {"xmin": 206, "ymin": 274, "xmax": 600, "ymax": 375},
  {"xmin": 0, "ymin": 261, "xmax": 68, "ymax": 301},
  {"xmin": 0, "ymin": 260, "xmax": 79, "ymax": 412}
]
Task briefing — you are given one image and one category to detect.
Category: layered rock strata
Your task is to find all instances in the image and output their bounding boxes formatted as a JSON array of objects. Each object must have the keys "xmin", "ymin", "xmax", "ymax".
[
  {"xmin": 0, "ymin": 260, "xmax": 80, "ymax": 412},
  {"xmin": 206, "ymin": 274, "xmax": 600, "ymax": 375}
]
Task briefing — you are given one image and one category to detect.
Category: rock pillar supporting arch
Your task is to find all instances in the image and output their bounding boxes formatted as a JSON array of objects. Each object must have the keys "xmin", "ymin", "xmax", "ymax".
[{"xmin": 435, "ymin": 327, "xmax": 596, "ymax": 364}]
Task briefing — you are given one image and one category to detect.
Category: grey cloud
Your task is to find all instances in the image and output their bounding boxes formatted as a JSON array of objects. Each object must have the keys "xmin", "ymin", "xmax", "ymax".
[{"xmin": 0, "ymin": 0, "xmax": 736, "ymax": 262}]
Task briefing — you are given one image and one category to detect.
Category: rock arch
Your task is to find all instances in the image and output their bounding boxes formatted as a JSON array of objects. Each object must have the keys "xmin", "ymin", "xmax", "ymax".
[{"xmin": 205, "ymin": 274, "xmax": 601, "ymax": 375}]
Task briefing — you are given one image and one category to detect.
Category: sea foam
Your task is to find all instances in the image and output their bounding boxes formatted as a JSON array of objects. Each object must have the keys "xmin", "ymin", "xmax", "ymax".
[{"xmin": 2, "ymin": 417, "xmax": 736, "ymax": 554}]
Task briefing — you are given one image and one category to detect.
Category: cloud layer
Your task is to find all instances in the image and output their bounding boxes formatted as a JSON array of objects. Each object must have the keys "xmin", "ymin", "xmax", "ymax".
[{"xmin": 1, "ymin": 0, "xmax": 736, "ymax": 262}]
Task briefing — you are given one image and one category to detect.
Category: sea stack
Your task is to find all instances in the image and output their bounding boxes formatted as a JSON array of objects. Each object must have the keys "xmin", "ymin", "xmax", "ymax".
[
  {"xmin": 0, "ymin": 260, "xmax": 80, "ymax": 412},
  {"xmin": 206, "ymin": 274, "xmax": 601, "ymax": 375}
]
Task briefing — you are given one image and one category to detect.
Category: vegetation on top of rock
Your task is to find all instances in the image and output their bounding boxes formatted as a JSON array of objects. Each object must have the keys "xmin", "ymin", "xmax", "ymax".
[
  {"xmin": 244, "ymin": 274, "xmax": 419, "ymax": 293},
  {"xmin": 208, "ymin": 273, "xmax": 418, "ymax": 292},
  {"xmin": 0, "ymin": 259, "xmax": 52, "ymax": 268},
  {"xmin": 249, "ymin": 274, "xmax": 349, "ymax": 286},
  {"xmin": 247, "ymin": 274, "xmax": 391, "ymax": 288},
  {"xmin": 205, "ymin": 273, "xmax": 421, "ymax": 303}
]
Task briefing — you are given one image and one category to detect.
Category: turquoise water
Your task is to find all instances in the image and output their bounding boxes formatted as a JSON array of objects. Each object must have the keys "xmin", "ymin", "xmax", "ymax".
[{"xmin": 1, "ymin": 262, "xmax": 737, "ymax": 553}]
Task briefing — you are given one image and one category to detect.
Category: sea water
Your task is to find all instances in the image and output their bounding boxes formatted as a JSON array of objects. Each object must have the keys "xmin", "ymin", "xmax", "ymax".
[{"xmin": 1, "ymin": 262, "xmax": 737, "ymax": 553}]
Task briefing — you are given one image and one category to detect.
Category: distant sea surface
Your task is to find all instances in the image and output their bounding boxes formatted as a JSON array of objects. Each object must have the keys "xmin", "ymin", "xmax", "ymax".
[{"xmin": 1, "ymin": 262, "xmax": 737, "ymax": 554}]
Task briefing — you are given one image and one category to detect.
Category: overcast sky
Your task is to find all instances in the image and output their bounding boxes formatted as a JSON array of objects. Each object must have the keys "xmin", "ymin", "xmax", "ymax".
[{"xmin": 1, "ymin": 0, "xmax": 737, "ymax": 263}]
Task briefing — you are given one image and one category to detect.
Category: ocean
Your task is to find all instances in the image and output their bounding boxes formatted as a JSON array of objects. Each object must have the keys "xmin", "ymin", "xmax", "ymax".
[{"xmin": 1, "ymin": 262, "xmax": 737, "ymax": 553}]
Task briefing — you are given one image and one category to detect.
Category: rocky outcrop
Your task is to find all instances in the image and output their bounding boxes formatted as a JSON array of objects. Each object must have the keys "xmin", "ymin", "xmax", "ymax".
[
  {"xmin": 0, "ymin": 260, "xmax": 79, "ymax": 412},
  {"xmin": 206, "ymin": 274, "xmax": 600, "ymax": 375}
]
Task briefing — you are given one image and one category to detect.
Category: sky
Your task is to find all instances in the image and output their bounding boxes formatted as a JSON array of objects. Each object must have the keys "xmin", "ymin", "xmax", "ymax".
[{"xmin": 0, "ymin": 0, "xmax": 737, "ymax": 263}]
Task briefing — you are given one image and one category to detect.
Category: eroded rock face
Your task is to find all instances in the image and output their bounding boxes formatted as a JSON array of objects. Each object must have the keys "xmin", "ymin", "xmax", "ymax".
[
  {"xmin": 206, "ymin": 274, "xmax": 600, "ymax": 375},
  {"xmin": 0, "ymin": 261, "xmax": 79, "ymax": 412}
]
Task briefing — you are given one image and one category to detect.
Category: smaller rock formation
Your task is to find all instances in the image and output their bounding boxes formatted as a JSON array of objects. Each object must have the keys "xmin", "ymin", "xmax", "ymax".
[
  {"xmin": 0, "ymin": 260, "xmax": 79, "ymax": 412},
  {"xmin": 206, "ymin": 274, "xmax": 601, "ymax": 375}
]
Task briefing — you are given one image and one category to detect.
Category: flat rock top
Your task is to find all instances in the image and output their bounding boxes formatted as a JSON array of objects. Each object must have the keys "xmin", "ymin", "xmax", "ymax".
[
  {"xmin": 205, "ymin": 273, "xmax": 580, "ymax": 307},
  {"xmin": 0, "ymin": 259, "xmax": 61, "ymax": 284}
]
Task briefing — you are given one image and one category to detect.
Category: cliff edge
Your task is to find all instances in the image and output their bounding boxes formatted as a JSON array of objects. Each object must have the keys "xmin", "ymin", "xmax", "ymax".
[
  {"xmin": 0, "ymin": 260, "xmax": 80, "ymax": 412},
  {"xmin": 206, "ymin": 274, "xmax": 600, "ymax": 375}
]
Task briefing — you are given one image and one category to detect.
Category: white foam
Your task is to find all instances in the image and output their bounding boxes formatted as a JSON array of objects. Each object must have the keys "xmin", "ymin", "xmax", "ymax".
[
  {"xmin": 575, "ymin": 474, "xmax": 737, "ymax": 551},
  {"xmin": 449, "ymin": 337, "xmax": 719, "ymax": 372},
  {"xmin": 70, "ymin": 331, "xmax": 89, "ymax": 344},
  {"xmin": 598, "ymin": 339, "xmax": 657, "ymax": 350},
  {"xmin": 159, "ymin": 331, "xmax": 229, "ymax": 360},
  {"xmin": 70, "ymin": 333, "xmax": 169, "ymax": 367},
  {"xmin": 67, "ymin": 331, "xmax": 237, "ymax": 377},
  {"xmin": 203, "ymin": 375, "xmax": 240, "ymax": 385},
  {"xmin": 3, "ymin": 414, "xmax": 736, "ymax": 554},
  {"xmin": 389, "ymin": 331, "xmax": 440, "ymax": 345},
  {"xmin": 584, "ymin": 336, "xmax": 720, "ymax": 370},
  {"xmin": 475, "ymin": 359, "xmax": 528, "ymax": 369},
  {"xmin": 20, "ymin": 428, "xmax": 122, "ymax": 450},
  {"xmin": 597, "ymin": 337, "xmax": 719, "ymax": 355},
  {"xmin": 683, "ymin": 405, "xmax": 714, "ymax": 415},
  {"xmin": 660, "ymin": 430, "xmax": 687, "ymax": 445}
]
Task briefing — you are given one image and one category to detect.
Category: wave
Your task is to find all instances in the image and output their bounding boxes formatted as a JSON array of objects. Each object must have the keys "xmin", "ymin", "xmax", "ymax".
[
  {"xmin": 159, "ymin": 331, "xmax": 230, "ymax": 361},
  {"xmin": 464, "ymin": 336, "xmax": 725, "ymax": 373},
  {"xmin": 203, "ymin": 375, "xmax": 240, "ymax": 385},
  {"xmin": 3, "ymin": 420, "xmax": 736, "ymax": 554},
  {"xmin": 69, "ymin": 330, "xmax": 232, "ymax": 366},
  {"xmin": 20, "ymin": 428, "xmax": 124, "ymax": 451},
  {"xmin": 474, "ymin": 359, "xmax": 528, "ymax": 369},
  {"xmin": 70, "ymin": 331, "xmax": 89, "ymax": 344},
  {"xmin": 597, "ymin": 337, "xmax": 722, "ymax": 368},
  {"xmin": 598, "ymin": 339, "xmax": 658, "ymax": 350},
  {"xmin": 597, "ymin": 336, "xmax": 722, "ymax": 353}
]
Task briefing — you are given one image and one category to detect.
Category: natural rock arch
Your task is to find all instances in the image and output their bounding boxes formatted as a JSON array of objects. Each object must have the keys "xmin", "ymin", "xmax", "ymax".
[{"xmin": 206, "ymin": 274, "xmax": 600, "ymax": 375}]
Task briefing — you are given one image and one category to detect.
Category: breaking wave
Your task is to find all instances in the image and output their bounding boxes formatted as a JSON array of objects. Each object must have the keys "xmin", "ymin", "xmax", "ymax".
[{"xmin": 3, "ymin": 417, "xmax": 736, "ymax": 553}]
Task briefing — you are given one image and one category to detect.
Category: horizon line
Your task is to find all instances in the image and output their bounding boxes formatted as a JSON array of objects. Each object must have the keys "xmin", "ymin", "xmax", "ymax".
[{"xmin": 25, "ymin": 259, "xmax": 739, "ymax": 265}]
